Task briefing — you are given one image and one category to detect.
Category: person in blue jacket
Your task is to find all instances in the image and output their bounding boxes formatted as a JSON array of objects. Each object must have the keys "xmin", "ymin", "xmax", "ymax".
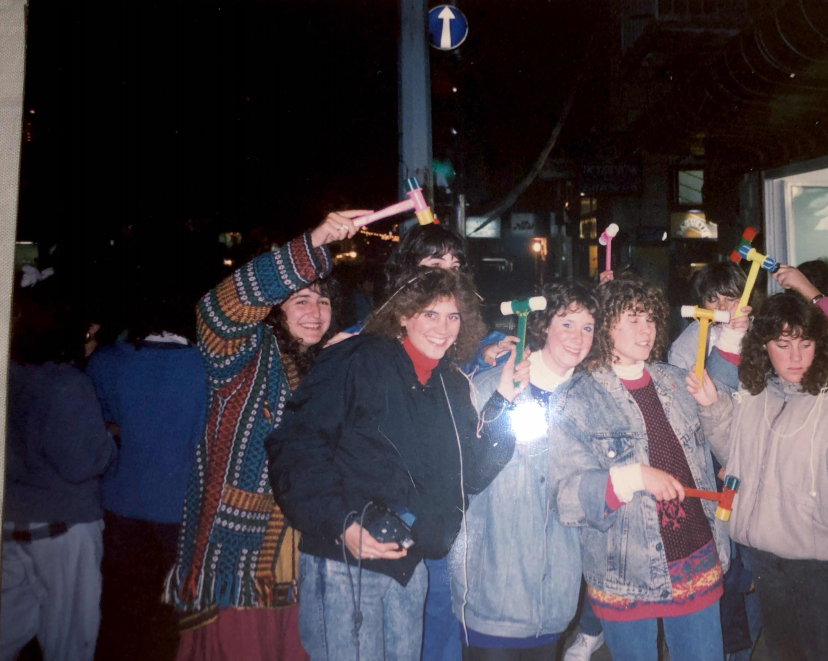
[{"xmin": 87, "ymin": 291, "xmax": 208, "ymax": 661}]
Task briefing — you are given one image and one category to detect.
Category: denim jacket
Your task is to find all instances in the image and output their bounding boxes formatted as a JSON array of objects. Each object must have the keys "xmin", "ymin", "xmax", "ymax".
[
  {"xmin": 548, "ymin": 363, "xmax": 730, "ymax": 602},
  {"xmin": 448, "ymin": 364, "xmax": 581, "ymax": 638}
]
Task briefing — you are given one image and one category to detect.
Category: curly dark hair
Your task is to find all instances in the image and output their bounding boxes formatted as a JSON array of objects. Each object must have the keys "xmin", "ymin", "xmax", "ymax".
[
  {"xmin": 267, "ymin": 278, "xmax": 341, "ymax": 379},
  {"xmin": 739, "ymin": 293, "xmax": 828, "ymax": 395},
  {"xmin": 586, "ymin": 277, "xmax": 669, "ymax": 371},
  {"xmin": 364, "ymin": 267, "xmax": 485, "ymax": 364},
  {"xmin": 382, "ymin": 225, "xmax": 468, "ymax": 296},
  {"xmin": 526, "ymin": 281, "xmax": 601, "ymax": 363}
]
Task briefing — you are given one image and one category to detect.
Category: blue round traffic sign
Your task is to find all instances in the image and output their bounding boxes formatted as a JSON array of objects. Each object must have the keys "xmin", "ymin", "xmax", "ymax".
[{"xmin": 428, "ymin": 5, "xmax": 468, "ymax": 51}]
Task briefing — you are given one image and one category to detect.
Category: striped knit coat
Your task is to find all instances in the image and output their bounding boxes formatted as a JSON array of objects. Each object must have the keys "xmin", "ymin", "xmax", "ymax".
[{"xmin": 164, "ymin": 233, "xmax": 331, "ymax": 613}]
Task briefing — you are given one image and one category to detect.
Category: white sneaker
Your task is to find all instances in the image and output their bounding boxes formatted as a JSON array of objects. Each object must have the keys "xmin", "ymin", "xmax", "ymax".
[{"xmin": 563, "ymin": 631, "xmax": 605, "ymax": 661}]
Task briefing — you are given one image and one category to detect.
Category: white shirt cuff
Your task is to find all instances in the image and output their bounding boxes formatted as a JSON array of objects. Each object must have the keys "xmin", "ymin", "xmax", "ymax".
[
  {"xmin": 609, "ymin": 464, "xmax": 645, "ymax": 503},
  {"xmin": 716, "ymin": 326, "xmax": 745, "ymax": 355}
]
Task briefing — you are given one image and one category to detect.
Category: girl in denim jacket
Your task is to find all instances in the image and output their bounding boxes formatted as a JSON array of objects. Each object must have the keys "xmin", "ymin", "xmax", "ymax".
[
  {"xmin": 450, "ymin": 282, "xmax": 599, "ymax": 660},
  {"xmin": 549, "ymin": 278, "xmax": 730, "ymax": 661}
]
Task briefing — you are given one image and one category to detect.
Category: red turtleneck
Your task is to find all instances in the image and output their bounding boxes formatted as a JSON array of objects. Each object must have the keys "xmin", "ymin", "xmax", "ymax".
[{"xmin": 403, "ymin": 336, "xmax": 440, "ymax": 385}]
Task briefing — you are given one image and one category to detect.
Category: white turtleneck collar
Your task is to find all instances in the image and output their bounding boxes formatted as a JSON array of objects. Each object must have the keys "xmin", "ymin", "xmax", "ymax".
[
  {"xmin": 612, "ymin": 360, "xmax": 645, "ymax": 381},
  {"xmin": 529, "ymin": 350, "xmax": 574, "ymax": 392}
]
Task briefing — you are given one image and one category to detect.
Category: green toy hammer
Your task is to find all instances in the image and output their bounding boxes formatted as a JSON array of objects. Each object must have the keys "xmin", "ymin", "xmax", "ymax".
[{"xmin": 500, "ymin": 296, "xmax": 547, "ymax": 386}]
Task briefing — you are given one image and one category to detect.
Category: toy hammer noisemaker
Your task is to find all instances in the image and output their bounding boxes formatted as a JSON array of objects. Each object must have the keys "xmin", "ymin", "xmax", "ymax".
[
  {"xmin": 684, "ymin": 475, "xmax": 741, "ymax": 521},
  {"xmin": 500, "ymin": 296, "xmax": 547, "ymax": 387},
  {"xmin": 353, "ymin": 177, "xmax": 435, "ymax": 229},
  {"xmin": 598, "ymin": 223, "xmax": 619, "ymax": 272},
  {"xmin": 681, "ymin": 306, "xmax": 730, "ymax": 380},
  {"xmin": 730, "ymin": 227, "xmax": 779, "ymax": 318}
]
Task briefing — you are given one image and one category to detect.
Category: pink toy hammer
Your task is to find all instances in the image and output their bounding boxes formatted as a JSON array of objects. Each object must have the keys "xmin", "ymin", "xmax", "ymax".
[
  {"xmin": 598, "ymin": 224, "xmax": 619, "ymax": 272},
  {"xmin": 353, "ymin": 178, "xmax": 435, "ymax": 229}
]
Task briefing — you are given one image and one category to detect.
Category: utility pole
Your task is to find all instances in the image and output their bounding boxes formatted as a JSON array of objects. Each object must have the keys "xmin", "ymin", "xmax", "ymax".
[{"xmin": 399, "ymin": 0, "xmax": 433, "ymax": 205}]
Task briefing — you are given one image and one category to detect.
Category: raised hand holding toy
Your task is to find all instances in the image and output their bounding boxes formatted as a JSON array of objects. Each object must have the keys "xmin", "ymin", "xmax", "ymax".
[{"xmin": 500, "ymin": 297, "xmax": 547, "ymax": 387}]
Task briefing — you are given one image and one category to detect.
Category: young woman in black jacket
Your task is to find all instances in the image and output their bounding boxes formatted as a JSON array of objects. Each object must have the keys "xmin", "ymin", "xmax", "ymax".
[{"xmin": 267, "ymin": 268, "xmax": 529, "ymax": 661}]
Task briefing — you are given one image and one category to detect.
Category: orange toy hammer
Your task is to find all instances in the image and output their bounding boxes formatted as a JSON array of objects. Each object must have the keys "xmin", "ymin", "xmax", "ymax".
[{"xmin": 684, "ymin": 475, "xmax": 740, "ymax": 521}]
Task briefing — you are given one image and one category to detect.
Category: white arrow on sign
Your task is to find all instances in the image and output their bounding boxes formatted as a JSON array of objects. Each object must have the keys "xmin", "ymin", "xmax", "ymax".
[{"xmin": 438, "ymin": 6, "xmax": 455, "ymax": 49}]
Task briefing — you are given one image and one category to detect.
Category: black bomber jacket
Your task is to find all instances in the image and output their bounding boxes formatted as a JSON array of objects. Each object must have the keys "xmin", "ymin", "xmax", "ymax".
[{"xmin": 266, "ymin": 333, "xmax": 516, "ymax": 585}]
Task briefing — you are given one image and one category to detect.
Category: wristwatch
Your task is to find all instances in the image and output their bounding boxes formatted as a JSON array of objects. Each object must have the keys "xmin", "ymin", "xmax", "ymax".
[{"xmin": 813, "ymin": 293, "xmax": 825, "ymax": 304}]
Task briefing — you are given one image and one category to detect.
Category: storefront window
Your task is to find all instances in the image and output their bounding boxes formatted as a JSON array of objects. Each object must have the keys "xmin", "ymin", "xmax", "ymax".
[
  {"xmin": 677, "ymin": 170, "xmax": 703, "ymax": 207},
  {"xmin": 579, "ymin": 217, "xmax": 596, "ymax": 240},
  {"xmin": 789, "ymin": 185, "xmax": 828, "ymax": 265}
]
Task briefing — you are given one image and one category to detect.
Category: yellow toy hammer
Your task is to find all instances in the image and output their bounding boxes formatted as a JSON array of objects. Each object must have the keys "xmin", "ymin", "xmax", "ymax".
[
  {"xmin": 681, "ymin": 306, "xmax": 730, "ymax": 380},
  {"xmin": 729, "ymin": 227, "xmax": 780, "ymax": 318}
]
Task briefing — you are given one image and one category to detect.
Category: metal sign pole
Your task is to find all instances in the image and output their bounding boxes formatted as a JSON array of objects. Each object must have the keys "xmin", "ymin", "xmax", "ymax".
[{"xmin": 399, "ymin": 0, "xmax": 433, "ymax": 205}]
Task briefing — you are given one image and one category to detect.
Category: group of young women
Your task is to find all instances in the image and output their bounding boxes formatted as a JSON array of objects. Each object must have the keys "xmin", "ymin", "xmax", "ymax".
[{"xmin": 164, "ymin": 209, "xmax": 828, "ymax": 661}]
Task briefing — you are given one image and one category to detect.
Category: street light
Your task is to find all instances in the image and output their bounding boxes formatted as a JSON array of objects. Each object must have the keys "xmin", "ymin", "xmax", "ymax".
[{"xmin": 531, "ymin": 238, "xmax": 548, "ymax": 287}]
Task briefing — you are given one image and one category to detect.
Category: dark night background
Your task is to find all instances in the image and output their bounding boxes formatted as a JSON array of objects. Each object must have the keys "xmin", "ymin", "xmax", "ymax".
[{"xmin": 17, "ymin": 1, "xmax": 603, "ymax": 325}]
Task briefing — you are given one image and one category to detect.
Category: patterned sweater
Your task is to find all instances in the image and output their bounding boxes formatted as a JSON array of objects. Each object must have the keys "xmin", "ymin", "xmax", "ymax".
[
  {"xmin": 591, "ymin": 371, "xmax": 723, "ymax": 621},
  {"xmin": 164, "ymin": 233, "xmax": 331, "ymax": 613}
]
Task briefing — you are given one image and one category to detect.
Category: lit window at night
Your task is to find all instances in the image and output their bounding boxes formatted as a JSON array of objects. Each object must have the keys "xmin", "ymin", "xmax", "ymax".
[{"xmin": 678, "ymin": 170, "xmax": 703, "ymax": 207}]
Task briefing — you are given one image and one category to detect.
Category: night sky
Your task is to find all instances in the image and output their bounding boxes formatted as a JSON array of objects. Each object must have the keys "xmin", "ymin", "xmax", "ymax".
[{"xmin": 17, "ymin": 0, "xmax": 604, "ymax": 313}]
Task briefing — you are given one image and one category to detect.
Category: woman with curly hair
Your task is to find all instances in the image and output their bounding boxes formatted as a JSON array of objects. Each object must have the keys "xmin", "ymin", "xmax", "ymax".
[
  {"xmin": 450, "ymin": 281, "xmax": 599, "ymax": 660},
  {"xmin": 266, "ymin": 267, "xmax": 529, "ymax": 661},
  {"xmin": 548, "ymin": 277, "xmax": 730, "ymax": 661},
  {"xmin": 687, "ymin": 293, "xmax": 828, "ymax": 661}
]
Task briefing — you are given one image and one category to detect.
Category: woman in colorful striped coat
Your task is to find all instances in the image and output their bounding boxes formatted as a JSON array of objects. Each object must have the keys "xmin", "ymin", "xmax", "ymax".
[{"xmin": 164, "ymin": 211, "xmax": 366, "ymax": 661}]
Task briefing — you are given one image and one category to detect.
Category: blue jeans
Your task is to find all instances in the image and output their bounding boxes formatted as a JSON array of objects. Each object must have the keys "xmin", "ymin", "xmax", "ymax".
[
  {"xmin": 577, "ymin": 589, "xmax": 603, "ymax": 637},
  {"xmin": 421, "ymin": 557, "xmax": 461, "ymax": 661},
  {"xmin": 724, "ymin": 541, "xmax": 762, "ymax": 661},
  {"xmin": 298, "ymin": 554, "xmax": 428, "ymax": 661},
  {"xmin": 600, "ymin": 601, "xmax": 723, "ymax": 661}
]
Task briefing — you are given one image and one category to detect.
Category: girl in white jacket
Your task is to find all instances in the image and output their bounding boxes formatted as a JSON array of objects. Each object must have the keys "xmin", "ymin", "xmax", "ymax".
[{"xmin": 687, "ymin": 292, "xmax": 828, "ymax": 661}]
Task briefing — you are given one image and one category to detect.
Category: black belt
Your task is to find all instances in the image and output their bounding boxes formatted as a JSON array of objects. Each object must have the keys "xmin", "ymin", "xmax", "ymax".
[{"xmin": 3, "ymin": 522, "xmax": 69, "ymax": 542}]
